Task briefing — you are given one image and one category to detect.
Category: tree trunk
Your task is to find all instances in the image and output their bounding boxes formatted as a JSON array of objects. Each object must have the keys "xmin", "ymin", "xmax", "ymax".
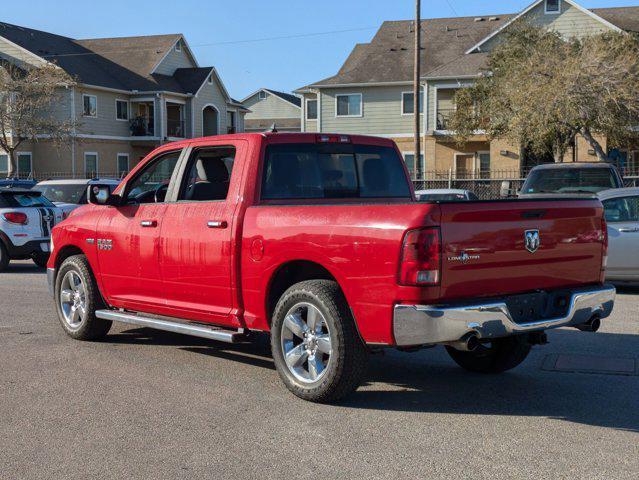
[{"xmin": 581, "ymin": 128, "xmax": 607, "ymax": 163}]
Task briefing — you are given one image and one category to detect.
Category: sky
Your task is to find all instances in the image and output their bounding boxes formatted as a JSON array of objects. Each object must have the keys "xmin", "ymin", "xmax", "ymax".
[{"xmin": 2, "ymin": 0, "xmax": 638, "ymax": 99}]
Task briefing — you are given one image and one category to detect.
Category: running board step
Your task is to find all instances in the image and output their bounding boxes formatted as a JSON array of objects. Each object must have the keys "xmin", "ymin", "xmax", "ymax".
[{"xmin": 95, "ymin": 310, "xmax": 244, "ymax": 343}]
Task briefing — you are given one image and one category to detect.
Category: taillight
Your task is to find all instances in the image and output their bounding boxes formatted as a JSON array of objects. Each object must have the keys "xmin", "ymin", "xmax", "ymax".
[
  {"xmin": 600, "ymin": 215, "xmax": 608, "ymax": 283},
  {"xmin": 2, "ymin": 212, "xmax": 28, "ymax": 225},
  {"xmin": 398, "ymin": 227, "xmax": 441, "ymax": 286}
]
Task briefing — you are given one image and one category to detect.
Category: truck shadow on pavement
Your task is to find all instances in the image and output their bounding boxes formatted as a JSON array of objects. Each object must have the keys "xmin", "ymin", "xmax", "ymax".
[{"xmin": 107, "ymin": 327, "xmax": 638, "ymax": 432}]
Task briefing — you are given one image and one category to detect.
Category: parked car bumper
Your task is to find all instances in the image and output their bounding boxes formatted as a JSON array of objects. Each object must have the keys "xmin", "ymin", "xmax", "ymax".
[{"xmin": 393, "ymin": 285, "xmax": 616, "ymax": 347}]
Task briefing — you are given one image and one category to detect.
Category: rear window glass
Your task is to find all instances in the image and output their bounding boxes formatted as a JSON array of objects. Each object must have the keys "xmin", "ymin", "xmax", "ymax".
[
  {"xmin": 261, "ymin": 143, "xmax": 411, "ymax": 200},
  {"xmin": 3, "ymin": 193, "xmax": 55, "ymax": 208},
  {"xmin": 523, "ymin": 167, "xmax": 618, "ymax": 194}
]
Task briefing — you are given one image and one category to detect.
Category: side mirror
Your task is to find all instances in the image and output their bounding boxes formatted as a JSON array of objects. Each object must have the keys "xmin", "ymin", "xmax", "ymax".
[
  {"xmin": 500, "ymin": 180, "xmax": 515, "ymax": 198},
  {"xmin": 88, "ymin": 185, "xmax": 119, "ymax": 206}
]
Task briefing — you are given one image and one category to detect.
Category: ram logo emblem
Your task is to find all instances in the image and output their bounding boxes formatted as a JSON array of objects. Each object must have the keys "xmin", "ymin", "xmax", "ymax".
[{"xmin": 525, "ymin": 230, "xmax": 540, "ymax": 253}]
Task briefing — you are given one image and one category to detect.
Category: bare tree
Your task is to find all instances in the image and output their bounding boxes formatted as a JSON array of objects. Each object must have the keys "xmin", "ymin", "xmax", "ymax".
[
  {"xmin": 0, "ymin": 62, "xmax": 76, "ymax": 177},
  {"xmin": 448, "ymin": 25, "xmax": 639, "ymax": 163}
]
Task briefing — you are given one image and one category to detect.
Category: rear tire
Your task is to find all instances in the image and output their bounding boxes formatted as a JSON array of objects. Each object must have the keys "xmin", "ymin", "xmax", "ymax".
[
  {"xmin": 271, "ymin": 280, "xmax": 369, "ymax": 403},
  {"xmin": 32, "ymin": 253, "xmax": 49, "ymax": 268},
  {"xmin": 54, "ymin": 255, "xmax": 111, "ymax": 341},
  {"xmin": 446, "ymin": 335, "xmax": 532, "ymax": 374},
  {"xmin": 0, "ymin": 242, "xmax": 9, "ymax": 271}
]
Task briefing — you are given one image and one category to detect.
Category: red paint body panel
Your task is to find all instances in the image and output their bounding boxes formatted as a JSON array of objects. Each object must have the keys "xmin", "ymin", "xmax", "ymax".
[{"xmin": 48, "ymin": 132, "xmax": 608, "ymax": 347}]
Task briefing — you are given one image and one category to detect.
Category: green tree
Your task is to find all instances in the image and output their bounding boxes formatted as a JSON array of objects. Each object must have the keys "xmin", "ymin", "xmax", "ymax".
[
  {"xmin": 448, "ymin": 25, "xmax": 639, "ymax": 163},
  {"xmin": 0, "ymin": 62, "xmax": 76, "ymax": 177}
]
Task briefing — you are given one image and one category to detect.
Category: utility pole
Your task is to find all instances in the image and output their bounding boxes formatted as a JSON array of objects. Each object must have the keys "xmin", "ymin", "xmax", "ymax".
[{"xmin": 413, "ymin": 0, "xmax": 422, "ymax": 179}]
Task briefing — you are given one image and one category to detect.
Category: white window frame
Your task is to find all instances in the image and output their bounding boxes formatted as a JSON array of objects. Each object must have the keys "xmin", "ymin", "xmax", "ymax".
[
  {"xmin": 82, "ymin": 94, "xmax": 98, "ymax": 118},
  {"xmin": 401, "ymin": 89, "xmax": 424, "ymax": 116},
  {"xmin": 84, "ymin": 152, "xmax": 99, "ymax": 176},
  {"xmin": 306, "ymin": 99, "xmax": 318, "ymax": 120},
  {"xmin": 117, "ymin": 153, "xmax": 129, "ymax": 174},
  {"xmin": 335, "ymin": 93, "xmax": 363, "ymax": 118},
  {"xmin": 258, "ymin": 91, "xmax": 267, "ymax": 100},
  {"xmin": 545, "ymin": 0, "xmax": 561, "ymax": 15},
  {"xmin": 115, "ymin": 99, "xmax": 129, "ymax": 121},
  {"xmin": 175, "ymin": 40, "xmax": 182, "ymax": 52},
  {"xmin": 16, "ymin": 151, "xmax": 32, "ymax": 175}
]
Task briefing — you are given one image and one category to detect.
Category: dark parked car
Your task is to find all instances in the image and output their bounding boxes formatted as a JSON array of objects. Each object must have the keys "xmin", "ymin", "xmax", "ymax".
[{"xmin": 0, "ymin": 178, "xmax": 37, "ymax": 189}]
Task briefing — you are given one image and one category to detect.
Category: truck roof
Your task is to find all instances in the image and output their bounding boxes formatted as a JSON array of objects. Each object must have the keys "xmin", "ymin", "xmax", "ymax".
[{"xmin": 531, "ymin": 162, "xmax": 616, "ymax": 170}]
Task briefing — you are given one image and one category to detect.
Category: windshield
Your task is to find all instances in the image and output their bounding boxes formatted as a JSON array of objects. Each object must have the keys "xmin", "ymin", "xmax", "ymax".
[
  {"xmin": 261, "ymin": 143, "xmax": 411, "ymax": 200},
  {"xmin": 35, "ymin": 184, "xmax": 87, "ymax": 204},
  {"xmin": 523, "ymin": 167, "xmax": 619, "ymax": 194}
]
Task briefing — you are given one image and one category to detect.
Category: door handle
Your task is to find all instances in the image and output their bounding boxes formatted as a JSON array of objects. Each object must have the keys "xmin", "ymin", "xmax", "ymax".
[
  {"xmin": 207, "ymin": 221, "xmax": 228, "ymax": 229},
  {"xmin": 618, "ymin": 227, "xmax": 639, "ymax": 233},
  {"xmin": 140, "ymin": 220, "xmax": 158, "ymax": 228}
]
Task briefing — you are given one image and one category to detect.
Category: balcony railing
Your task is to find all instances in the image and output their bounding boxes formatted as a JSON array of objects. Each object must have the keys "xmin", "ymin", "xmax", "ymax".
[
  {"xmin": 436, "ymin": 108, "xmax": 456, "ymax": 131},
  {"xmin": 130, "ymin": 117, "xmax": 155, "ymax": 137},
  {"xmin": 167, "ymin": 119, "xmax": 185, "ymax": 138}
]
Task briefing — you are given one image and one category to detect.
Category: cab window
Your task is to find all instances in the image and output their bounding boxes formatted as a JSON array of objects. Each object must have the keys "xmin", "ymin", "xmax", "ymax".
[
  {"xmin": 125, "ymin": 151, "xmax": 181, "ymax": 204},
  {"xmin": 178, "ymin": 147, "xmax": 236, "ymax": 202}
]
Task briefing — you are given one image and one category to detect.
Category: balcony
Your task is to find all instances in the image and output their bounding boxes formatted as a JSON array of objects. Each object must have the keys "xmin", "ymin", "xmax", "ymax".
[
  {"xmin": 436, "ymin": 108, "xmax": 455, "ymax": 131},
  {"xmin": 130, "ymin": 116, "xmax": 155, "ymax": 137},
  {"xmin": 167, "ymin": 119, "xmax": 186, "ymax": 138}
]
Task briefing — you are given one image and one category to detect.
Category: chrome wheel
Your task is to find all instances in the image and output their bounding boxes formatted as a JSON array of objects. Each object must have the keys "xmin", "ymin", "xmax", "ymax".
[
  {"xmin": 281, "ymin": 302, "xmax": 333, "ymax": 384},
  {"xmin": 59, "ymin": 271, "xmax": 86, "ymax": 330}
]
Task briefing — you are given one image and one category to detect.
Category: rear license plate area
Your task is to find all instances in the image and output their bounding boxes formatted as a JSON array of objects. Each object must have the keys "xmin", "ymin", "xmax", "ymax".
[{"xmin": 505, "ymin": 291, "xmax": 571, "ymax": 324}]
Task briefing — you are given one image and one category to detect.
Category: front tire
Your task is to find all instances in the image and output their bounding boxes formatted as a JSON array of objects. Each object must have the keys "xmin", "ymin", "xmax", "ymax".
[
  {"xmin": 0, "ymin": 242, "xmax": 9, "ymax": 271},
  {"xmin": 54, "ymin": 255, "xmax": 111, "ymax": 340},
  {"xmin": 271, "ymin": 280, "xmax": 369, "ymax": 403},
  {"xmin": 446, "ymin": 335, "xmax": 532, "ymax": 374},
  {"xmin": 32, "ymin": 253, "xmax": 49, "ymax": 268}
]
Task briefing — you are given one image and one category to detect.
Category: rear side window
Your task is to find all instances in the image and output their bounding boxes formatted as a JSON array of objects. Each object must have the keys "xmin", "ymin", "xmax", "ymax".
[
  {"xmin": 261, "ymin": 143, "xmax": 411, "ymax": 200},
  {"xmin": 3, "ymin": 193, "xmax": 55, "ymax": 208},
  {"xmin": 603, "ymin": 196, "xmax": 639, "ymax": 223}
]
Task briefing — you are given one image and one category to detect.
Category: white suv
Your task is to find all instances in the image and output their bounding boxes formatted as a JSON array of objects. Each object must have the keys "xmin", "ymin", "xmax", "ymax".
[
  {"xmin": 34, "ymin": 179, "xmax": 121, "ymax": 216},
  {"xmin": 0, "ymin": 188, "xmax": 63, "ymax": 270}
]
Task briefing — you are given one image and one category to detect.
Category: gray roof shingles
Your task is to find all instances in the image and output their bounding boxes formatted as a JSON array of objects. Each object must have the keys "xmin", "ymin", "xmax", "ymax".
[
  {"xmin": 303, "ymin": 6, "xmax": 639, "ymax": 87},
  {"xmin": 264, "ymin": 89, "xmax": 301, "ymax": 107},
  {"xmin": 0, "ymin": 22, "xmax": 233, "ymax": 99}
]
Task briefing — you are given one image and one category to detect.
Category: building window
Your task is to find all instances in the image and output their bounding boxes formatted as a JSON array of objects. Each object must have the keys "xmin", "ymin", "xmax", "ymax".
[
  {"xmin": 402, "ymin": 90, "xmax": 424, "ymax": 115},
  {"xmin": 175, "ymin": 40, "xmax": 182, "ymax": 52},
  {"xmin": 336, "ymin": 93, "xmax": 362, "ymax": 117},
  {"xmin": 478, "ymin": 152, "xmax": 491, "ymax": 179},
  {"xmin": 545, "ymin": 0, "xmax": 560, "ymax": 14},
  {"xmin": 0, "ymin": 154, "xmax": 7, "ymax": 174},
  {"xmin": 306, "ymin": 99, "xmax": 318, "ymax": 120},
  {"xmin": 403, "ymin": 153, "xmax": 424, "ymax": 179},
  {"xmin": 116, "ymin": 99, "xmax": 129, "ymax": 121},
  {"xmin": 227, "ymin": 110, "xmax": 237, "ymax": 134},
  {"xmin": 84, "ymin": 152, "xmax": 98, "ymax": 178},
  {"xmin": 208, "ymin": 74, "xmax": 213, "ymax": 84},
  {"xmin": 82, "ymin": 94, "xmax": 97, "ymax": 117},
  {"xmin": 17, "ymin": 152, "xmax": 32, "ymax": 175},
  {"xmin": 259, "ymin": 91, "xmax": 267, "ymax": 100},
  {"xmin": 117, "ymin": 153, "xmax": 129, "ymax": 175}
]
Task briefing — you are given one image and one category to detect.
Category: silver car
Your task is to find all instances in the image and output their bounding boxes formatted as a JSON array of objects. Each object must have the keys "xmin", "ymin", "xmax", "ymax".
[{"xmin": 598, "ymin": 187, "xmax": 639, "ymax": 284}]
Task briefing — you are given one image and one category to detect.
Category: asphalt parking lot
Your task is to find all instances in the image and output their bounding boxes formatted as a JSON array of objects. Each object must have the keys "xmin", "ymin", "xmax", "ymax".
[{"xmin": 1, "ymin": 261, "xmax": 638, "ymax": 479}]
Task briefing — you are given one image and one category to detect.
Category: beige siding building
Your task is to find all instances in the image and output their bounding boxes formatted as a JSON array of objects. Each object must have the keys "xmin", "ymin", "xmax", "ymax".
[
  {"xmin": 296, "ymin": 0, "xmax": 639, "ymax": 178},
  {"xmin": 0, "ymin": 24, "xmax": 248, "ymax": 178},
  {"xmin": 242, "ymin": 89, "xmax": 302, "ymax": 132}
]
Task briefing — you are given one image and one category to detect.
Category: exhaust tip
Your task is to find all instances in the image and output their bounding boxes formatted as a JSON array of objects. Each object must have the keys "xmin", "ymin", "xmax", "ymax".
[
  {"xmin": 576, "ymin": 316, "xmax": 601, "ymax": 332},
  {"xmin": 466, "ymin": 334, "xmax": 480, "ymax": 351}
]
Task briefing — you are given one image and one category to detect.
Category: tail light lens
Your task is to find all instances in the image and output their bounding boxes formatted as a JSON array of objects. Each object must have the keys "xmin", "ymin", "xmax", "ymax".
[
  {"xmin": 600, "ymin": 216, "xmax": 608, "ymax": 283},
  {"xmin": 398, "ymin": 227, "xmax": 441, "ymax": 286},
  {"xmin": 3, "ymin": 212, "xmax": 28, "ymax": 225}
]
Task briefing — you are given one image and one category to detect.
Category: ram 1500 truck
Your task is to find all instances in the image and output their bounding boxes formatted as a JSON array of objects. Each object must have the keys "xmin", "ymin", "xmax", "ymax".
[{"xmin": 47, "ymin": 133, "xmax": 615, "ymax": 403}]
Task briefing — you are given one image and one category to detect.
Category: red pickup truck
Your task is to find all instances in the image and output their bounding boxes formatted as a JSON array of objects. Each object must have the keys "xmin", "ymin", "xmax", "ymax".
[{"xmin": 48, "ymin": 133, "xmax": 615, "ymax": 402}]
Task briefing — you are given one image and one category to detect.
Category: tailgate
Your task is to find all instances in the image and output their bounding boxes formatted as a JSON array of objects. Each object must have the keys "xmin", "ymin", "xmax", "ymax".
[{"xmin": 439, "ymin": 199, "xmax": 605, "ymax": 301}]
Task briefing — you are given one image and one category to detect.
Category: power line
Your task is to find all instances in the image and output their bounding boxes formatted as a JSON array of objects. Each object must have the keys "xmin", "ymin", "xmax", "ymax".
[{"xmin": 42, "ymin": 26, "xmax": 377, "ymax": 59}]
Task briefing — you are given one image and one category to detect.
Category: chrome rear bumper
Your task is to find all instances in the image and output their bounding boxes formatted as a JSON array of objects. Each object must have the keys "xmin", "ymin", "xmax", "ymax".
[{"xmin": 393, "ymin": 286, "xmax": 616, "ymax": 347}]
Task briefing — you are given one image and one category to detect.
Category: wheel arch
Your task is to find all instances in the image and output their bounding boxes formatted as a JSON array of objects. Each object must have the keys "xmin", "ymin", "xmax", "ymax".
[{"xmin": 265, "ymin": 260, "xmax": 342, "ymax": 326}]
